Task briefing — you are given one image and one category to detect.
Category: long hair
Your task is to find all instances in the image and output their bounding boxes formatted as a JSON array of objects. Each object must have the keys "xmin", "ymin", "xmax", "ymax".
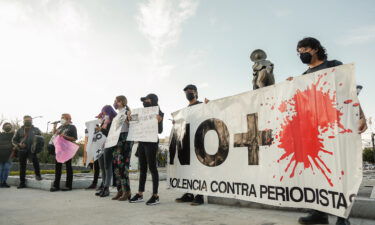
[
  {"xmin": 116, "ymin": 95, "xmax": 131, "ymax": 112},
  {"xmin": 101, "ymin": 105, "xmax": 117, "ymax": 121},
  {"xmin": 297, "ymin": 37, "xmax": 327, "ymax": 61}
]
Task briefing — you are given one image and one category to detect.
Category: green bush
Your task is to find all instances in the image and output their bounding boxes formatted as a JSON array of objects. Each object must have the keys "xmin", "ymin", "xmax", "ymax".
[{"xmin": 363, "ymin": 147, "xmax": 375, "ymax": 163}]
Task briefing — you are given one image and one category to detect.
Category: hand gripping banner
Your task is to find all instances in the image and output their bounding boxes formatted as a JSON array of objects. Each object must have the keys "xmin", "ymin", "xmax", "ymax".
[{"xmin": 168, "ymin": 64, "xmax": 362, "ymax": 217}]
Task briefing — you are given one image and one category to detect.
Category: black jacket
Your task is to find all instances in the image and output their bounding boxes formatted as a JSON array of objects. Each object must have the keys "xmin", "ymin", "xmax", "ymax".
[
  {"xmin": 12, "ymin": 126, "xmax": 42, "ymax": 152},
  {"xmin": 0, "ymin": 132, "xmax": 14, "ymax": 163}
]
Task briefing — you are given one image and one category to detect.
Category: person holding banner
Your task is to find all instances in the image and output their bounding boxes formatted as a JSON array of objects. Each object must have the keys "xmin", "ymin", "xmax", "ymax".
[
  {"xmin": 50, "ymin": 114, "xmax": 77, "ymax": 192},
  {"xmin": 111, "ymin": 96, "xmax": 134, "ymax": 201},
  {"xmin": 287, "ymin": 37, "xmax": 367, "ymax": 225},
  {"xmin": 96, "ymin": 104, "xmax": 117, "ymax": 197},
  {"xmin": 174, "ymin": 84, "xmax": 205, "ymax": 206},
  {"xmin": 12, "ymin": 115, "xmax": 43, "ymax": 189},
  {"xmin": 130, "ymin": 94, "xmax": 164, "ymax": 205},
  {"xmin": 84, "ymin": 128, "xmax": 100, "ymax": 190}
]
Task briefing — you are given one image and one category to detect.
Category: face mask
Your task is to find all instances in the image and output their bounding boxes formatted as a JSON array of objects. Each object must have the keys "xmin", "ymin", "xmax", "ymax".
[
  {"xmin": 3, "ymin": 126, "xmax": 11, "ymax": 133},
  {"xmin": 113, "ymin": 102, "xmax": 118, "ymax": 110},
  {"xmin": 104, "ymin": 115, "xmax": 110, "ymax": 120},
  {"xmin": 143, "ymin": 102, "xmax": 151, "ymax": 107},
  {"xmin": 300, "ymin": 52, "xmax": 312, "ymax": 64},
  {"xmin": 186, "ymin": 92, "xmax": 195, "ymax": 101},
  {"xmin": 24, "ymin": 121, "xmax": 32, "ymax": 127},
  {"xmin": 60, "ymin": 119, "xmax": 67, "ymax": 125}
]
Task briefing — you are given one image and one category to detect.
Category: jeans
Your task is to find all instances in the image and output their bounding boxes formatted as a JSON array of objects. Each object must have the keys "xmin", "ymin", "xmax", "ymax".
[
  {"xmin": 138, "ymin": 142, "xmax": 159, "ymax": 194},
  {"xmin": 0, "ymin": 162, "xmax": 12, "ymax": 182},
  {"xmin": 99, "ymin": 147, "xmax": 114, "ymax": 188}
]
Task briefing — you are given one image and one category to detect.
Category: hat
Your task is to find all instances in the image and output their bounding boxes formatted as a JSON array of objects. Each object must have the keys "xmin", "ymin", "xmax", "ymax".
[
  {"xmin": 140, "ymin": 93, "xmax": 159, "ymax": 105},
  {"xmin": 183, "ymin": 84, "xmax": 197, "ymax": 92},
  {"xmin": 250, "ymin": 49, "xmax": 267, "ymax": 62}
]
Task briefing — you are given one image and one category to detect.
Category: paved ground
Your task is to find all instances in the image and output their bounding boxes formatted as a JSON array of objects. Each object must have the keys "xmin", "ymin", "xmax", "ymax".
[{"xmin": 1, "ymin": 181, "xmax": 374, "ymax": 225}]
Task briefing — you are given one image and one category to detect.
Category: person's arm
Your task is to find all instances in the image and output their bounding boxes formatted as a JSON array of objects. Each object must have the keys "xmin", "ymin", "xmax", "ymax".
[
  {"xmin": 12, "ymin": 130, "xmax": 21, "ymax": 148},
  {"xmin": 358, "ymin": 104, "xmax": 367, "ymax": 134},
  {"xmin": 61, "ymin": 125, "xmax": 77, "ymax": 142}
]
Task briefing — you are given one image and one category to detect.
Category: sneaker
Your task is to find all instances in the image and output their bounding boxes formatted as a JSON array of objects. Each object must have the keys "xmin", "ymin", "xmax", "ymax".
[
  {"xmin": 130, "ymin": 194, "xmax": 144, "ymax": 203},
  {"xmin": 175, "ymin": 193, "xmax": 194, "ymax": 203},
  {"xmin": 298, "ymin": 211, "xmax": 329, "ymax": 224},
  {"xmin": 191, "ymin": 194, "xmax": 204, "ymax": 206},
  {"xmin": 146, "ymin": 195, "xmax": 160, "ymax": 206},
  {"xmin": 336, "ymin": 217, "xmax": 350, "ymax": 225}
]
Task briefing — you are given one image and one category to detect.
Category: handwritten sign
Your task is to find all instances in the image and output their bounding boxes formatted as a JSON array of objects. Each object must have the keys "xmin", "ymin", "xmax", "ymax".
[{"xmin": 127, "ymin": 106, "xmax": 159, "ymax": 143}]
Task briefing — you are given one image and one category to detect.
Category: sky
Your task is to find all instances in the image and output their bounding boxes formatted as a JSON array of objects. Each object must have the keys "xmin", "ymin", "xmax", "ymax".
[{"xmin": 0, "ymin": 0, "xmax": 374, "ymax": 141}]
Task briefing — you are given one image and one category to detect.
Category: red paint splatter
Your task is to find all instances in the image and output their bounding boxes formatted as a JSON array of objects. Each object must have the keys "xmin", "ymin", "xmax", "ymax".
[
  {"xmin": 341, "ymin": 170, "xmax": 344, "ymax": 175},
  {"xmin": 280, "ymin": 176, "xmax": 284, "ymax": 181},
  {"xmin": 328, "ymin": 136, "xmax": 335, "ymax": 139},
  {"xmin": 276, "ymin": 74, "xmax": 352, "ymax": 187},
  {"xmin": 339, "ymin": 83, "xmax": 343, "ymax": 86},
  {"xmin": 271, "ymin": 106, "xmax": 275, "ymax": 110},
  {"xmin": 278, "ymin": 101, "xmax": 287, "ymax": 113},
  {"xmin": 344, "ymin": 99, "xmax": 352, "ymax": 104},
  {"xmin": 353, "ymin": 103, "xmax": 359, "ymax": 107}
]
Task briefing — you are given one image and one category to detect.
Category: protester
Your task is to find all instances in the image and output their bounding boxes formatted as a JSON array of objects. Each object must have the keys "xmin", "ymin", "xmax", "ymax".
[
  {"xmin": 84, "ymin": 127, "xmax": 100, "ymax": 190},
  {"xmin": 130, "ymin": 93, "xmax": 164, "ymax": 205},
  {"xmin": 287, "ymin": 37, "xmax": 367, "ymax": 225},
  {"xmin": 50, "ymin": 114, "xmax": 78, "ymax": 192},
  {"xmin": 12, "ymin": 115, "xmax": 43, "ymax": 189},
  {"xmin": 0, "ymin": 123, "xmax": 15, "ymax": 188},
  {"xmin": 111, "ymin": 96, "xmax": 133, "ymax": 201},
  {"xmin": 174, "ymin": 84, "xmax": 205, "ymax": 206},
  {"xmin": 96, "ymin": 104, "xmax": 117, "ymax": 197}
]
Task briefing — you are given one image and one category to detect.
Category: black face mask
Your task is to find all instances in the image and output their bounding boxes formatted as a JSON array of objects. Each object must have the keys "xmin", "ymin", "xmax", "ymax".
[
  {"xmin": 113, "ymin": 103, "xmax": 118, "ymax": 110},
  {"xmin": 186, "ymin": 93, "xmax": 195, "ymax": 101},
  {"xmin": 143, "ymin": 102, "xmax": 152, "ymax": 107},
  {"xmin": 300, "ymin": 52, "xmax": 312, "ymax": 64},
  {"xmin": 24, "ymin": 121, "xmax": 32, "ymax": 127}
]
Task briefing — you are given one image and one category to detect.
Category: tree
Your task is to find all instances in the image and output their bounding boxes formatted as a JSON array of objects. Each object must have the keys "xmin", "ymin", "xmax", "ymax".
[{"xmin": 363, "ymin": 147, "xmax": 375, "ymax": 163}]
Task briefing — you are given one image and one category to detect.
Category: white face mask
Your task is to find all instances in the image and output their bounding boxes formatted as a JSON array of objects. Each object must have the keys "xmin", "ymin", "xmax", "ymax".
[{"xmin": 60, "ymin": 119, "xmax": 67, "ymax": 125}]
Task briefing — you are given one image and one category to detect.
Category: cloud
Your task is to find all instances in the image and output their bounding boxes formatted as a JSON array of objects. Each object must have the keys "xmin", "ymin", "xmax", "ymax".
[
  {"xmin": 136, "ymin": 0, "xmax": 199, "ymax": 78},
  {"xmin": 338, "ymin": 25, "xmax": 375, "ymax": 46}
]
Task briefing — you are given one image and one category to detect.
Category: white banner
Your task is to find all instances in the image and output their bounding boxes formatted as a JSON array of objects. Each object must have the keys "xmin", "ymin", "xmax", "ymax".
[
  {"xmin": 127, "ymin": 106, "xmax": 159, "ymax": 143},
  {"xmin": 85, "ymin": 119, "xmax": 99, "ymax": 165},
  {"xmin": 168, "ymin": 64, "xmax": 362, "ymax": 218},
  {"xmin": 104, "ymin": 110, "xmax": 127, "ymax": 148}
]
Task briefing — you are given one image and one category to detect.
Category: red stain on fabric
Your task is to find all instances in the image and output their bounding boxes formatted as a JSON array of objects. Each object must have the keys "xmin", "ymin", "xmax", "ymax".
[{"xmin": 276, "ymin": 74, "xmax": 352, "ymax": 187}]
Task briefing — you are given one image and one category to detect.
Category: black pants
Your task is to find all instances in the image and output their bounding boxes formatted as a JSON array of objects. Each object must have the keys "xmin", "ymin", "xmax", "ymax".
[
  {"xmin": 138, "ymin": 142, "xmax": 159, "ymax": 195},
  {"xmin": 53, "ymin": 159, "xmax": 73, "ymax": 189},
  {"xmin": 91, "ymin": 160, "xmax": 100, "ymax": 185},
  {"xmin": 18, "ymin": 151, "xmax": 41, "ymax": 184}
]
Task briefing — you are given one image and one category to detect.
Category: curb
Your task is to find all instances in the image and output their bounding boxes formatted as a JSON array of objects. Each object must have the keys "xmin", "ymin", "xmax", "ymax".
[{"xmin": 207, "ymin": 196, "xmax": 375, "ymax": 220}]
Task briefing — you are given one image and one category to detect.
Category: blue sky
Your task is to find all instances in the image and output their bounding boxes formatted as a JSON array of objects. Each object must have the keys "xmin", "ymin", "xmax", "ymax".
[{"xmin": 0, "ymin": 0, "xmax": 374, "ymax": 139}]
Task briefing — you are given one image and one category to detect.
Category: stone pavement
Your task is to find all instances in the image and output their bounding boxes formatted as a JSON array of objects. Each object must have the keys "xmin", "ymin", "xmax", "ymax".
[{"xmin": 1, "ymin": 181, "xmax": 374, "ymax": 225}]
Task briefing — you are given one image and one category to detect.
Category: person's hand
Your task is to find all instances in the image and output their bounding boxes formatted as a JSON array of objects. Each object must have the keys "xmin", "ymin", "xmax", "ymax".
[
  {"xmin": 95, "ymin": 126, "xmax": 101, "ymax": 132},
  {"xmin": 156, "ymin": 115, "xmax": 163, "ymax": 122},
  {"xmin": 19, "ymin": 143, "xmax": 26, "ymax": 149},
  {"xmin": 204, "ymin": 98, "xmax": 210, "ymax": 104},
  {"xmin": 358, "ymin": 118, "xmax": 368, "ymax": 134},
  {"xmin": 286, "ymin": 76, "xmax": 294, "ymax": 81}
]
